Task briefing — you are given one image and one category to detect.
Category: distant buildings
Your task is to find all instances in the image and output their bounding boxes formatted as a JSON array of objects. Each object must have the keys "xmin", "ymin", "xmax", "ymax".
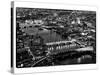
[{"xmin": 19, "ymin": 19, "xmax": 44, "ymax": 29}]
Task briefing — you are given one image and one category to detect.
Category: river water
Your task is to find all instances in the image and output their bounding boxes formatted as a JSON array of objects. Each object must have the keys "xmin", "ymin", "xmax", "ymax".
[{"xmin": 54, "ymin": 54, "xmax": 96, "ymax": 65}]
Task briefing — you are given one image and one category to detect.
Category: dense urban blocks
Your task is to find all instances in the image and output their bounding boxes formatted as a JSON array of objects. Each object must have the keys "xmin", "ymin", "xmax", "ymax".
[{"xmin": 16, "ymin": 8, "xmax": 96, "ymax": 68}]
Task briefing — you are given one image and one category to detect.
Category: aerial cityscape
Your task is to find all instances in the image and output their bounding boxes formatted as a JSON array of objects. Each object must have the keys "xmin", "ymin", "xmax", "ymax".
[{"xmin": 16, "ymin": 8, "xmax": 96, "ymax": 68}]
